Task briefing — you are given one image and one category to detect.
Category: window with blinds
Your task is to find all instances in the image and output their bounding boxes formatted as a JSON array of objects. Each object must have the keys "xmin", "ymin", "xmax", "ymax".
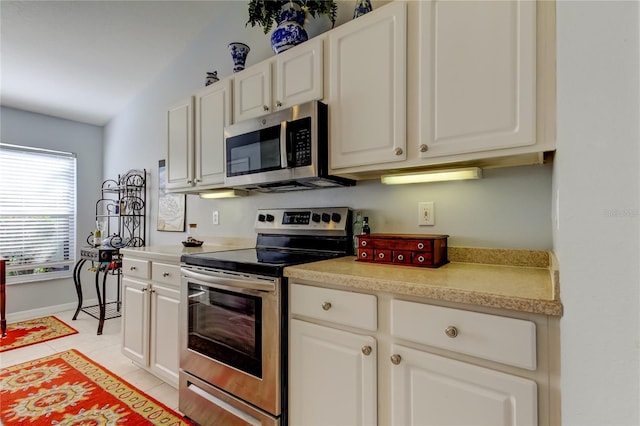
[{"xmin": 0, "ymin": 143, "xmax": 77, "ymax": 284}]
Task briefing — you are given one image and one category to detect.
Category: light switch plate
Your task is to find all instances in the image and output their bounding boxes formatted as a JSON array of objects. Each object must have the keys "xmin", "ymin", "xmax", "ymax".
[{"xmin": 418, "ymin": 202, "xmax": 435, "ymax": 226}]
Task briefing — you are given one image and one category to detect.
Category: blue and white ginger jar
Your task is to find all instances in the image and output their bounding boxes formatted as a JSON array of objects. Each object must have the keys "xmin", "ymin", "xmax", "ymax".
[
  {"xmin": 228, "ymin": 42, "xmax": 250, "ymax": 73},
  {"xmin": 270, "ymin": 5, "xmax": 308, "ymax": 54}
]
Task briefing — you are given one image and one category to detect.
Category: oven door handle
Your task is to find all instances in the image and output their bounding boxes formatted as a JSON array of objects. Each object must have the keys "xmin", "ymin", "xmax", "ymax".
[{"xmin": 182, "ymin": 268, "xmax": 276, "ymax": 293}]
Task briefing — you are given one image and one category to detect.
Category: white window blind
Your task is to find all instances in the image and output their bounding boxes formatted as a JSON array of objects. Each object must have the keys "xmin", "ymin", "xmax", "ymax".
[{"xmin": 0, "ymin": 143, "xmax": 77, "ymax": 284}]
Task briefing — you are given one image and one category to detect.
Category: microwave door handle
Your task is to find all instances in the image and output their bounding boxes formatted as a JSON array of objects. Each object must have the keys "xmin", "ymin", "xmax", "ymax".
[{"xmin": 280, "ymin": 121, "xmax": 289, "ymax": 167}]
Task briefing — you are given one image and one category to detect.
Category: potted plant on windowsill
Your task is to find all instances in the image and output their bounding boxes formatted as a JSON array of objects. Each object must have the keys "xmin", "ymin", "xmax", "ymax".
[{"xmin": 247, "ymin": 0, "xmax": 338, "ymax": 54}]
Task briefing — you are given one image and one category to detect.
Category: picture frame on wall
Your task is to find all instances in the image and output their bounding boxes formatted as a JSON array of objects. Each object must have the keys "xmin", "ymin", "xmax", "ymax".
[{"xmin": 157, "ymin": 159, "xmax": 185, "ymax": 232}]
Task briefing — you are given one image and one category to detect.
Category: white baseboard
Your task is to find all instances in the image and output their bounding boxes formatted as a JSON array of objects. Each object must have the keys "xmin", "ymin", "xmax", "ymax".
[{"xmin": 6, "ymin": 298, "xmax": 99, "ymax": 323}]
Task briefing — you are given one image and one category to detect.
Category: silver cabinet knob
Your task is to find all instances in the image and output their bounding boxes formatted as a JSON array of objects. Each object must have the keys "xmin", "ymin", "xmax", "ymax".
[
  {"xmin": 360, "ymin": 252, "xmax": 368, "ymax": 259},
  {"xmin": 378, "ymin": 253, "xmax": 385, "ymax": 259},
  {"xmin": 417, "ymin": 242, "xmax": 425, "ymax": 249},
  {"xmin": 129, "ymin": 266, "xmax": 136, "ymax": 271},
  {"xmin": 276, "ymin": 101, "xmax": 282, "ymax": 107},
  {"xmin": 322, "ymin": 302, "xmax": 332, "ymax": 311},
  {"xmin": 361, "ymin": 240, "xmax": 368, "ymax": 247},
  {"xmin": 445, "ymin": 326, "xmax": 459, "ymax": 338},
  {"xmin": 362, "ymin": 346, "xmax": 372, "ymax": 356},
  {"xmin": 263, "ymin": 105, "xmax": 269, "ymax": 111},
  {"xmin": 397, "ymin": 254, "xmax": 404, "ymax": 261},
  {"xmin": 163, "ymin": 272, "xmax": 170, "ymax": 277},
  {"xmin": 394, "ymin": 147, "xmax": 403, "ymax": 156},
  {"xmin": 419, "ymin": 144, "xmax": 429, "ymax": 152},
  {"xmin": 416, "ymin": 255, "xmax": 426, "ymax": 263},
  {"xmin": 390, "ymin": 354, "xmax": 402, "ymax": 365},
  {"xmin": 141, "ymin": 287, "xmax": 147, "ymax": 292}
]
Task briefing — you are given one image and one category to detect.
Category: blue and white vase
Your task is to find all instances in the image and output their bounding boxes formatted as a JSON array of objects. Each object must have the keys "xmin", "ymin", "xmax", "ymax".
[
  {"xmin": 353, "ymin": 0, "xmax": 373, "ymax": 18},
  {"xmin": 228, "ymin": 42, "xmax": 250, "ymax": 73},
  {"xmin": 270, "ymin": 4, "xmax": 308, "ymax": 54}
]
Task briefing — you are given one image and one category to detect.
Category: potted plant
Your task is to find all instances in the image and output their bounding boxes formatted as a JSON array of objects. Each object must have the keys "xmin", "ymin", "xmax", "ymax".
[{"xmin": 247, "ymin": 0, "xmax": 338, "ymax": 53}]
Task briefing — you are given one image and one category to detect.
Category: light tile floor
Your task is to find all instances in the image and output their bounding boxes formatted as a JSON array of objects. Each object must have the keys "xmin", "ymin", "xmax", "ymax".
[{"xmin": 0, "ymin": 309, "xmax": 180, "ymax": 411}]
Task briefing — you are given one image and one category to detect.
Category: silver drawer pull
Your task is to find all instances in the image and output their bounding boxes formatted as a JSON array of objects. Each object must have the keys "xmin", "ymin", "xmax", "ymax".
[
  {"xmin": 322, "ymin": 302, "xmax": 332, "ymax": 311},
  {"xmin": 390, "ymin": 354, "xmax": 402, "ymax": 365},
  {"xmin": 163, "ymin": 272, "xmax": 170, "ymax": 277},
  {"xmin": 362, "ymin": 346, "xmax": 372, "ymax": 356},
  {"xmin": 361, "ymin": 240, "xmax": 367, "ymax": 247},
  {"xmin": 361, "ymin": 252, "xmax": 368, "ymax": 258},
  {"xmin": 378, "ymin": 253, "xmax": 385, "ymax": 259},
  {"xmin": 417, "ymin": 242, "xmax": 425, "ymax": 249},
  {"xmin": 129, "ymin": 266, "xmax": 136, "ymax": 271},
  {"xmin": 445, "ymin": 326, "xmax": 459, "ymax": 338},
  {"xmin": 397, "ymin": 254, "xmax": 404, "ymax": 261}
]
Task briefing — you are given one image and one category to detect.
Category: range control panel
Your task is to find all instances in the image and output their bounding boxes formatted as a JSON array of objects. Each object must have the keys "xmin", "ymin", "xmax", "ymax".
[{"xmin": 255, "ymin": 207, "xmax": 351, "ymax": 236}]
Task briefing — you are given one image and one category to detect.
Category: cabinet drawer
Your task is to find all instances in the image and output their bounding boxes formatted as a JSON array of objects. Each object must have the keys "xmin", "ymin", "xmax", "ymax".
[
  {"xmin": 151, "ymin": 262, "xmax": 180, "ymax": 286},
  {"xmin": 391, "ymin": 300, "xmax": 536, "ymax": 370},
  {"xmin": 122, "ymin": 258, "xmax": 150, "ymax": 280},
  {"xmin": 291, "ymin": 284, "xmax": 377, "ymax": 331}
]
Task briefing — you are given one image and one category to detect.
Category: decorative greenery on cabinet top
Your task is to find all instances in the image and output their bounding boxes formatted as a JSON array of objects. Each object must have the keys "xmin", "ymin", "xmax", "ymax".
[{"xmin": 246, "ymin": 0, "xmax": 338, "ymax": 33}]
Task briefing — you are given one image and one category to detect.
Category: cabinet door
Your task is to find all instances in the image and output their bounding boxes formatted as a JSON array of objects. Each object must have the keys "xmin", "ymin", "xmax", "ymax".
[
  {"xmin": 149, "ymin": 282, "xmax": 180, "ymax": 388},
  {"xmin": 194, "ymin": 78, "xmax": 231, "ymax": 188},
  {"xmin": 418, "ymin": 0, "xmax": 536, "ymax": 158},
  {"xmin": 121, "ymin": 277, "xmax": 150, "ymax": 366},
  {"xmin": 390, "ymin": 344, "xmax": 537, "ymax": 426},
  {"xmin": 166, "ymin": 96, "xmax": 194, "ymax": 189},
  {"xmin": 328, "ymin": 1, "xmax": 406, "ymax": 170},
  {"xmin": 290, "ymin": 319, "xmax": 377, "ymax": 426},
  {"xmin": 275, "ymin": 37, "xmax": 323, "ymax": 109},
  {"xmin": 233, "ymin": 61, "xmax": 272, "ymax": 122}
]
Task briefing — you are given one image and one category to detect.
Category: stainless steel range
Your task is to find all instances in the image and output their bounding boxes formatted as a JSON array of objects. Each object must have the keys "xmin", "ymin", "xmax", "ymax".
[{"xmin": 179, "ymin": 207, "xmax": 353, "ymax": 426}]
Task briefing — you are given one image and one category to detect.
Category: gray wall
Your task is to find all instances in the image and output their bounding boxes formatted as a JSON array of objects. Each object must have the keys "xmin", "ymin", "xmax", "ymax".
[
  {"xmin": 104, "ymin": 1, "xmax": 553, "ymax": 250},
  {"xmin": 554, "ymin": 1, "xmax": 640, "ymax": 424},
  {"xmin": 1, "ymin": 106, "xmax": 103, "ymax": 315}
]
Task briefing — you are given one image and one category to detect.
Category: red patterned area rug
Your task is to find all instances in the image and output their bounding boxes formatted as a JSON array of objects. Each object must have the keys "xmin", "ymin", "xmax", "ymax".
[
  {"xmin": 0, "ymin": 316, "xmax": 78, "ymax": 353},
  {"xmin": 0, "ymin": 349, "xmax": 193, "ymax": 425}
]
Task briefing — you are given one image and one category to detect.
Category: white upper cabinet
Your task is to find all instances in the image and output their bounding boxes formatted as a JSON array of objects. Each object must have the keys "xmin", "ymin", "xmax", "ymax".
[
  {"xmin": 276, "ymin": 37, "xmax": 324, "ymax": 109},
  {"xmin": 328, "ymin": 1, "xmax": 407, "ymax": 171},
  {"xmin": 234, "ymin": 37, "xmax": 324, "ymax": 122},
  {"xmin": 166, "ymin": 78, "xmax": 231, "ymax": 192},
  {"xmin": 415, "ymin": 0, "xmax": 540, "ymax": 160},
  {"xmin": 233, "ymin": 60, "xmax": 272, "ymax": 122},
  {"xmin": 166, "ymin": 97, "xmax": 194, "ymax": 190},
  {"xmin": 194, "ymin": 78, "xmax": 232, "ymax": 188}
]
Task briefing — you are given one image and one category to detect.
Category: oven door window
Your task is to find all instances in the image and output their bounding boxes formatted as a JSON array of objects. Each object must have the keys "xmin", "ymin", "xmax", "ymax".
[
  {"xmin": 187, "ymin": 283, "xmax": 262, "ymax": 378},
  {"xmin": 226, "ymin": 124, "xmax": 282, "ymax": 177}
]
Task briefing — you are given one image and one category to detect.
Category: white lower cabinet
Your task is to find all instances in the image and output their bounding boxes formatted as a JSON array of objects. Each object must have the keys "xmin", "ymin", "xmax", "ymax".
[
  {"xmin": 290, "ymin": 319, "xmax": 377, "ymax": 426},
  {"xmin": 390, "ymin": 345, "xmax": 537, "ymax": 426},
  {"xmin": 289, "ymin": 281, "xmax": 555, "ymax": 426},
  {"xmin": 122, "ymin": 257, "xmax": 181, "ymax": 388}
]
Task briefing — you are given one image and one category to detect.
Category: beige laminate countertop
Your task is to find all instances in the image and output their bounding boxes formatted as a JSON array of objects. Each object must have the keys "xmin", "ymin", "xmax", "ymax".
[
  {"xmin": 284, "ymin": 253, "xmax": 563, "ymax": 317},
  {"xmin": 119, "ymin": 238, "xmax": 254, "ymax": 263}
]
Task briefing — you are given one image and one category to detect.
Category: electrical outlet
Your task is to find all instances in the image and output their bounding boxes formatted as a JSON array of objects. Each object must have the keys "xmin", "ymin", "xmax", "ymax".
[
  {"xmin": 418, "ymin": 202, "xmax": 435, "ymax": 226},
  {"xmin": 212, "ymin": 210, "xmax": 219, "ymax": 225}
]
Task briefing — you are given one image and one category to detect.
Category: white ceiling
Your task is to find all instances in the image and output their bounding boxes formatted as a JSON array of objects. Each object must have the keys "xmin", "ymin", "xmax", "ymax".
[{"xmin": 1, "ymin": 0, "xmax": 234, "ymax": 126}]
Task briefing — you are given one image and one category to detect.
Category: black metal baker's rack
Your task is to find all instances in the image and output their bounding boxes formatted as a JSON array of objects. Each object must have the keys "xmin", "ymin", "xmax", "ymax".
[{"xmin": 74, "ymin": 169, "xmax": 147, "ymax": 334}]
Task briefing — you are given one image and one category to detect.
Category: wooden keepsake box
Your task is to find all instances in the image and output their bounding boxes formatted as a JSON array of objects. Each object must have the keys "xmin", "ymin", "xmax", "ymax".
[{"xmin": 356, "ymin": 233, "xmax": 449, "ymax": 268}]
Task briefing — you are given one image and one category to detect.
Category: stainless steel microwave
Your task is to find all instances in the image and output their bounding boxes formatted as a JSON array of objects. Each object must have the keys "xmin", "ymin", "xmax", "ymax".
[{"xmin": 223, "ymin": 101, "xmax": 354, "ymax": 192}]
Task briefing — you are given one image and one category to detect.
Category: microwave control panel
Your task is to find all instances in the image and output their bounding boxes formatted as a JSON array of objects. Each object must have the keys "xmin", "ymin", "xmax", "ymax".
[{"xmin": 290, "ymin": 117, "xmax": 312, "ymax": 167}]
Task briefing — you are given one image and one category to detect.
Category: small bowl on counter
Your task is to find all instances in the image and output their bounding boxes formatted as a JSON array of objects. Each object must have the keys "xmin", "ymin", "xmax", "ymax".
[{"xmin": 182, "ymin": 239, "xmax": 204, "ymax": 247}]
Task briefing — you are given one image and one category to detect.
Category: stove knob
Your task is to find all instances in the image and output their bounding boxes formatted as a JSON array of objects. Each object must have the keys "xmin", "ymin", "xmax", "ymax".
[
  {"xmin": 321, "ymin": 213, "xmax": 331, "ymax": 223},
  {"xmin": 312, "ymin": 213, "xmax": 321, "ymax": 223},
  {"xmin": 331, "ymin": 213, "xmax": 342, "ymax": 223},
  {"xmin": 266, "ymin": 214, "xmax": 275, "ymax": 222},
  {"xmin": 258, "ymin": 214, "xmax": 266, "ymax": 222}
]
